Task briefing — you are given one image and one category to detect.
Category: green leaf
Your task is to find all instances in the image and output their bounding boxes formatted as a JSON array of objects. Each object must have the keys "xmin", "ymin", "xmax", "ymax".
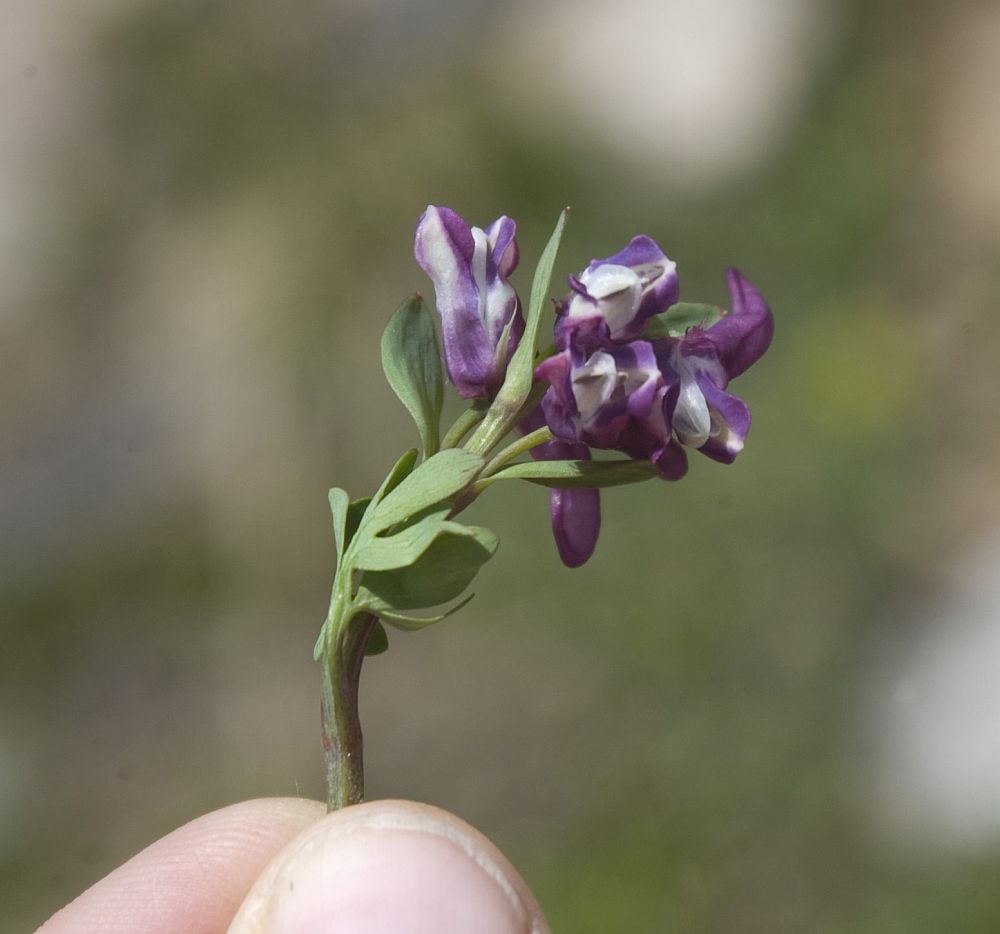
[
  {"xmin": 344, "ymin": 497, "xmax": 372, "ymax": 548},
  {"xmin": 357, "ymin": 521, "xmax": 498, "ymax": 610},
  {"xmin": 365, "ymin": 448, "xmax": 484, "ymax": 534},
  {"xmin": 496, "ymin": 209, "xmax": 569, "ymax": 409},
  {"xmin": 328, "ymin": 487, "xmax": 350, "ymax": 560},
  {"xmin": 352, "ymin": 508, "xmax": 450, "ymax": 571},
  {"xmin": 641, "ymin": 303, "xmax": 723, "ymax": 339},
  {"xmin": 371, "ymin": 448, "xmax": 419, "ymax": 506},
  {"xmin": 364, "ymin": 620, "xmax": 389, "ymax": 656},
  {"xmin": 313, "ymin": 621, "xmax": 328, "ymax": 661},
  {"xmin": 370, "ymin": 593, "xmax": 476, "ymax": 632},
  {"xmin": 484, "ymin": 458, "xmax": 659, "ymax": 489},
  {"xmin": 381, "ymin": 295, "xmax": 444, "ymax": 458}
]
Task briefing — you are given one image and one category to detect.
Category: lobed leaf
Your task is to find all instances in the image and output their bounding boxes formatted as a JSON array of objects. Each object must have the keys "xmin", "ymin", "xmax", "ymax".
[
  {"xmin": 364, "ymin": 620, "xmax": 390, "ymax": 656},
  {"xmin": 370, "ymin": 448, "xmax": 420, "ymax": 507},
  {"xmin": 365, "ymin": 448, "xmax": 484, "ymax": 534},
  {"xmin": 328, "ymin": 487, "xmax": 350, "ymax": 561},
  {"xmin": 368, "ymin": 593, "xmax": 476, "ymax": 632},
  {"xmin": 352, "ymin": 508, "xmax": 450, "ymax": 571},
  {"xmin": 344, "ymin": 496, "xmax": 372, "ymax": 548},
  {"xmin": 381, "ymin": 295, "xmax": 444, "ymax": 458},
  {"xmin": 357, "ymin": 521, "xmax": 498, "ymax": 610}
]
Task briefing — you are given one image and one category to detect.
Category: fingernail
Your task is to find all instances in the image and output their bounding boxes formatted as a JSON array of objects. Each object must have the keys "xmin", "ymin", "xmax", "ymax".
[{"xmin": 230, "ymin": 800, "xmax": 548, "ymax": 934}]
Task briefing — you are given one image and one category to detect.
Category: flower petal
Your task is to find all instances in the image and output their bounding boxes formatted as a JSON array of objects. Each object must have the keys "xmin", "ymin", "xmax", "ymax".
[
  {"xmin": 484, "ymin": 216, "xmax": 519, "ymax": 279},
  {"xmin": 481, "ymin": 217, "xmax": 523, "ymax": 354},
  {"xmin": 553, "ymin": 300, "xmax": 612, "ymax": 352},
  {"xmin": 414, "ymin": 206, "xmax": 494, "ymax": 398},
  {"xmin": 537, "ymin": 435, "xmax": 601, "ymax": 568},
  {"xmin": 671, "ymin": 367, "xmax": 712, "ymax": 447},
  {"xmin": 520, "ymin": 411, "xmax": 601, "ymax": 567},
  {"xmin": 536, "ymin": 351, "xmax": 579, "ymax": 441},
  {"xmin": 559, "ymin": 235, "xmax": 679, "ymax": 346},
  {"xmin": 696, "ymin": 372, "xmax": 751, "ymax": 464},
  {"xmin": 550, "ymin": 484, "xmax": 601, "ymax": 567},
  {"xmin": 704, "ymin": 269, "xmax": 774, "ymax": 380},
  {"xmin": 577, "ymin": 263, "xmax": 643, "ymax": 338},
  {"xmin": 414, "ymin": 206, "xmax": 523, "ymax": 399},
  {"xmin": 571, "ymin": 349, "xmax": 618, "ymax": 423},
  {"xmin": 653, "ymin": 436, "xmax": 689, "ymax": 479},
  {"xmin": 586, "ymin": 235, "xmax": 679, "ymax": 338},
  {"xmin": 538, "ymin": 338, "xmax": 667, "ymax": 462}
]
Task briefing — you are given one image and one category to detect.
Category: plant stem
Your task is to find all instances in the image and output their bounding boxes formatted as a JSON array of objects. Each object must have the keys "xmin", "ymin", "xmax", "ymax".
[
  {"xmin": 441, "ymin": 401, "xmax": 488, "ymax": 449},
  {"xmin": 465, "ymin": 379, "xmax": 550, "ymax": 458},
  {"xmin": 482, "ymin": 426, "xmax": 553, "ymax": 477},
  {"xmin": 321, "ymin": 612, "xmax": 377, "ymax": 811}
]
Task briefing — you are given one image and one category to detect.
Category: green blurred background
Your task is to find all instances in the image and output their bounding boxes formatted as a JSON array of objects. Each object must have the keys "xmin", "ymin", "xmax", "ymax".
[{"xmin": 3, "ymin": 0, "xmax": 1000, "ymax": 930}]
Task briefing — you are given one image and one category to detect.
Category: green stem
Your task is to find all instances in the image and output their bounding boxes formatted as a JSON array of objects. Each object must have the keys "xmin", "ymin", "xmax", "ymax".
[
  {"xmin": 321, "ymin": 611, "xmax": 377, "ymax": 810},
  {"xmin": 464, "ymin": 408, "xmax": 511, "ymax": 456},
  {"xmin": 441, "ymin": 402, "xmax": 488, "ymax": 449},
  {"xmin": 481, "ymin": 426, "xmax": 553, "ymax": 478},
  {"xmin": 464, "ymin": 379, "xmax": 550, "ymax": 458}
]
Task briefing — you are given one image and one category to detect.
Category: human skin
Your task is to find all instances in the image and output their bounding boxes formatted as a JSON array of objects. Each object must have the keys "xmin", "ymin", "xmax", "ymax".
[{"xmin": 40, "ymin": 798, "xmax": 550, "ymax": 933}]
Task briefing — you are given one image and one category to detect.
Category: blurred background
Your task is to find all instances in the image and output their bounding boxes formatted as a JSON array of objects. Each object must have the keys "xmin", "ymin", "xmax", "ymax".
[{"xmin": 3, "ymin": 0, "xmax": 1000, "ymax": 930}]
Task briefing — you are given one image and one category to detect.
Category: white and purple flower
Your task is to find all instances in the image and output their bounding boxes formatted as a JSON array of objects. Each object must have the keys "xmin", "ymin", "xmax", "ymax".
[
  {"xmin": 654, "ymin": 269, "xmax": 773, "ymax": 464},
  {"xmin": 519, "ymin": 409, "xmax": 601, "ymax": 568},
  {"xmin": 556, "ymin": 235, "xmax": 679, "ymax": 349},
  {"xmin": 535, "ymin": 242, "xmax": 772, "ymax": 565},
  {"xmin": 412, "ymin": 212, "xmax": 772, "ymax": 568},
  {"xmin": 414, "ymin": 205, "xmax": 524, "ymax": 400},
  {"xmin": 536, "ymin": 336, "xmax": 687, "ymax": 480}
]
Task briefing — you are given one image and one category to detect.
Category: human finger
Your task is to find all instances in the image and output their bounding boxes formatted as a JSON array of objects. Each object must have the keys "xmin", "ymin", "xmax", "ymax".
[
  {"xmin": 40, "ymin": 797, "xmax": 325, "ymax": 933},
  {"xmin": 230, "ymin": 798, "xmax": 550, "ymax": 934}
]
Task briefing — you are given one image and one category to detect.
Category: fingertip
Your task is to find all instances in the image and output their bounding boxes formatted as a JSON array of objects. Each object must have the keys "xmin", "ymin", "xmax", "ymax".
[
  {"xmin": 230, "ymin": 800, "xmax": 549, "ymax": 934},
  {"xmin": 40, "ymin": 797, "xmax": 326, "ymax": 934}
]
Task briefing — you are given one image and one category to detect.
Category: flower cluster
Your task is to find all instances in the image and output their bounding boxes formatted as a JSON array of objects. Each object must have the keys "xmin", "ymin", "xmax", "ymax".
[
  {"xmin": 534, "ymin": 237, "xmax": 773, "ymax": 563},
  {"xmin": 415, "ymin": 206, "xmax": 773, "ymax": 567}
]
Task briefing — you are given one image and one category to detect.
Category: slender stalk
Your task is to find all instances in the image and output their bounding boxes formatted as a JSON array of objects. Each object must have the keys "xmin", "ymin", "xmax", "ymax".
[
  {"xmin": 481, "ymin": 426, "xmax": 553, "ymax": 478},
  {"xmin": 441, "ymin": 401, "xmax": 488, "ymax": 449},
  {"xmin": 321, "ymin": 612, "xmax": 377, "ymax": 810},
  {"xmin": 464, "ymin": 406, "xmax": 512, "ymax": 456},
  {"xmin": 465, "ymin": 378, "xmax": 550, "ymax": 458}
]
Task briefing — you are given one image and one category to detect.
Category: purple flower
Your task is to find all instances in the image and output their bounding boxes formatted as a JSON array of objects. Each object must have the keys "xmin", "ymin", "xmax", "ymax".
[
  {"xmin": 536, "ymin": 260, "xmax": 771, "ymax": 475},
  {"xmin": 523, "ymin": 231, "xmax": 770, "ymax": 568},
  {"xmin": 414, "ymin": 205, "xmax": 524, "ymax": 399},
  {"xmin": 556, "ymin": 235, "xmax": 678, "ymax": 349},
  {"xmin": 536, "ymin": 333, "xmax": 688, "ymax": 480},
  {"xmin": 520, "ymin": 410, "xmax": 600, "ymax": 568},
  {"xmin": 654, "ymin": 269, "xmax": 773, "ymax": 463}
]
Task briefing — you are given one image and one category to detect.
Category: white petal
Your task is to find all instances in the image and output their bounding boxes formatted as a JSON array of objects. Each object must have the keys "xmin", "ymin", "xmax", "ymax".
[
  {"xmin": 673, "ymin": 372, "xmax": 712, "ymax": 448},
  {"xmin": 470, "ymin": 226, "xmax": 489, "ymax": 326},
  {"xmin": 579, "ymin": 263, "xmax": 642, "ymax": 337},
  {"xmin": 572, "ymin": 350, "xmax": 617, "ymax": 423}
]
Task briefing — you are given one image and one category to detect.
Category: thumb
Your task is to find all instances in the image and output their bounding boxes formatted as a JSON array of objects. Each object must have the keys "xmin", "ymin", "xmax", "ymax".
[{"xmin": 229, "ymin": 799, "xmax": 549, "ymax": 933}]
